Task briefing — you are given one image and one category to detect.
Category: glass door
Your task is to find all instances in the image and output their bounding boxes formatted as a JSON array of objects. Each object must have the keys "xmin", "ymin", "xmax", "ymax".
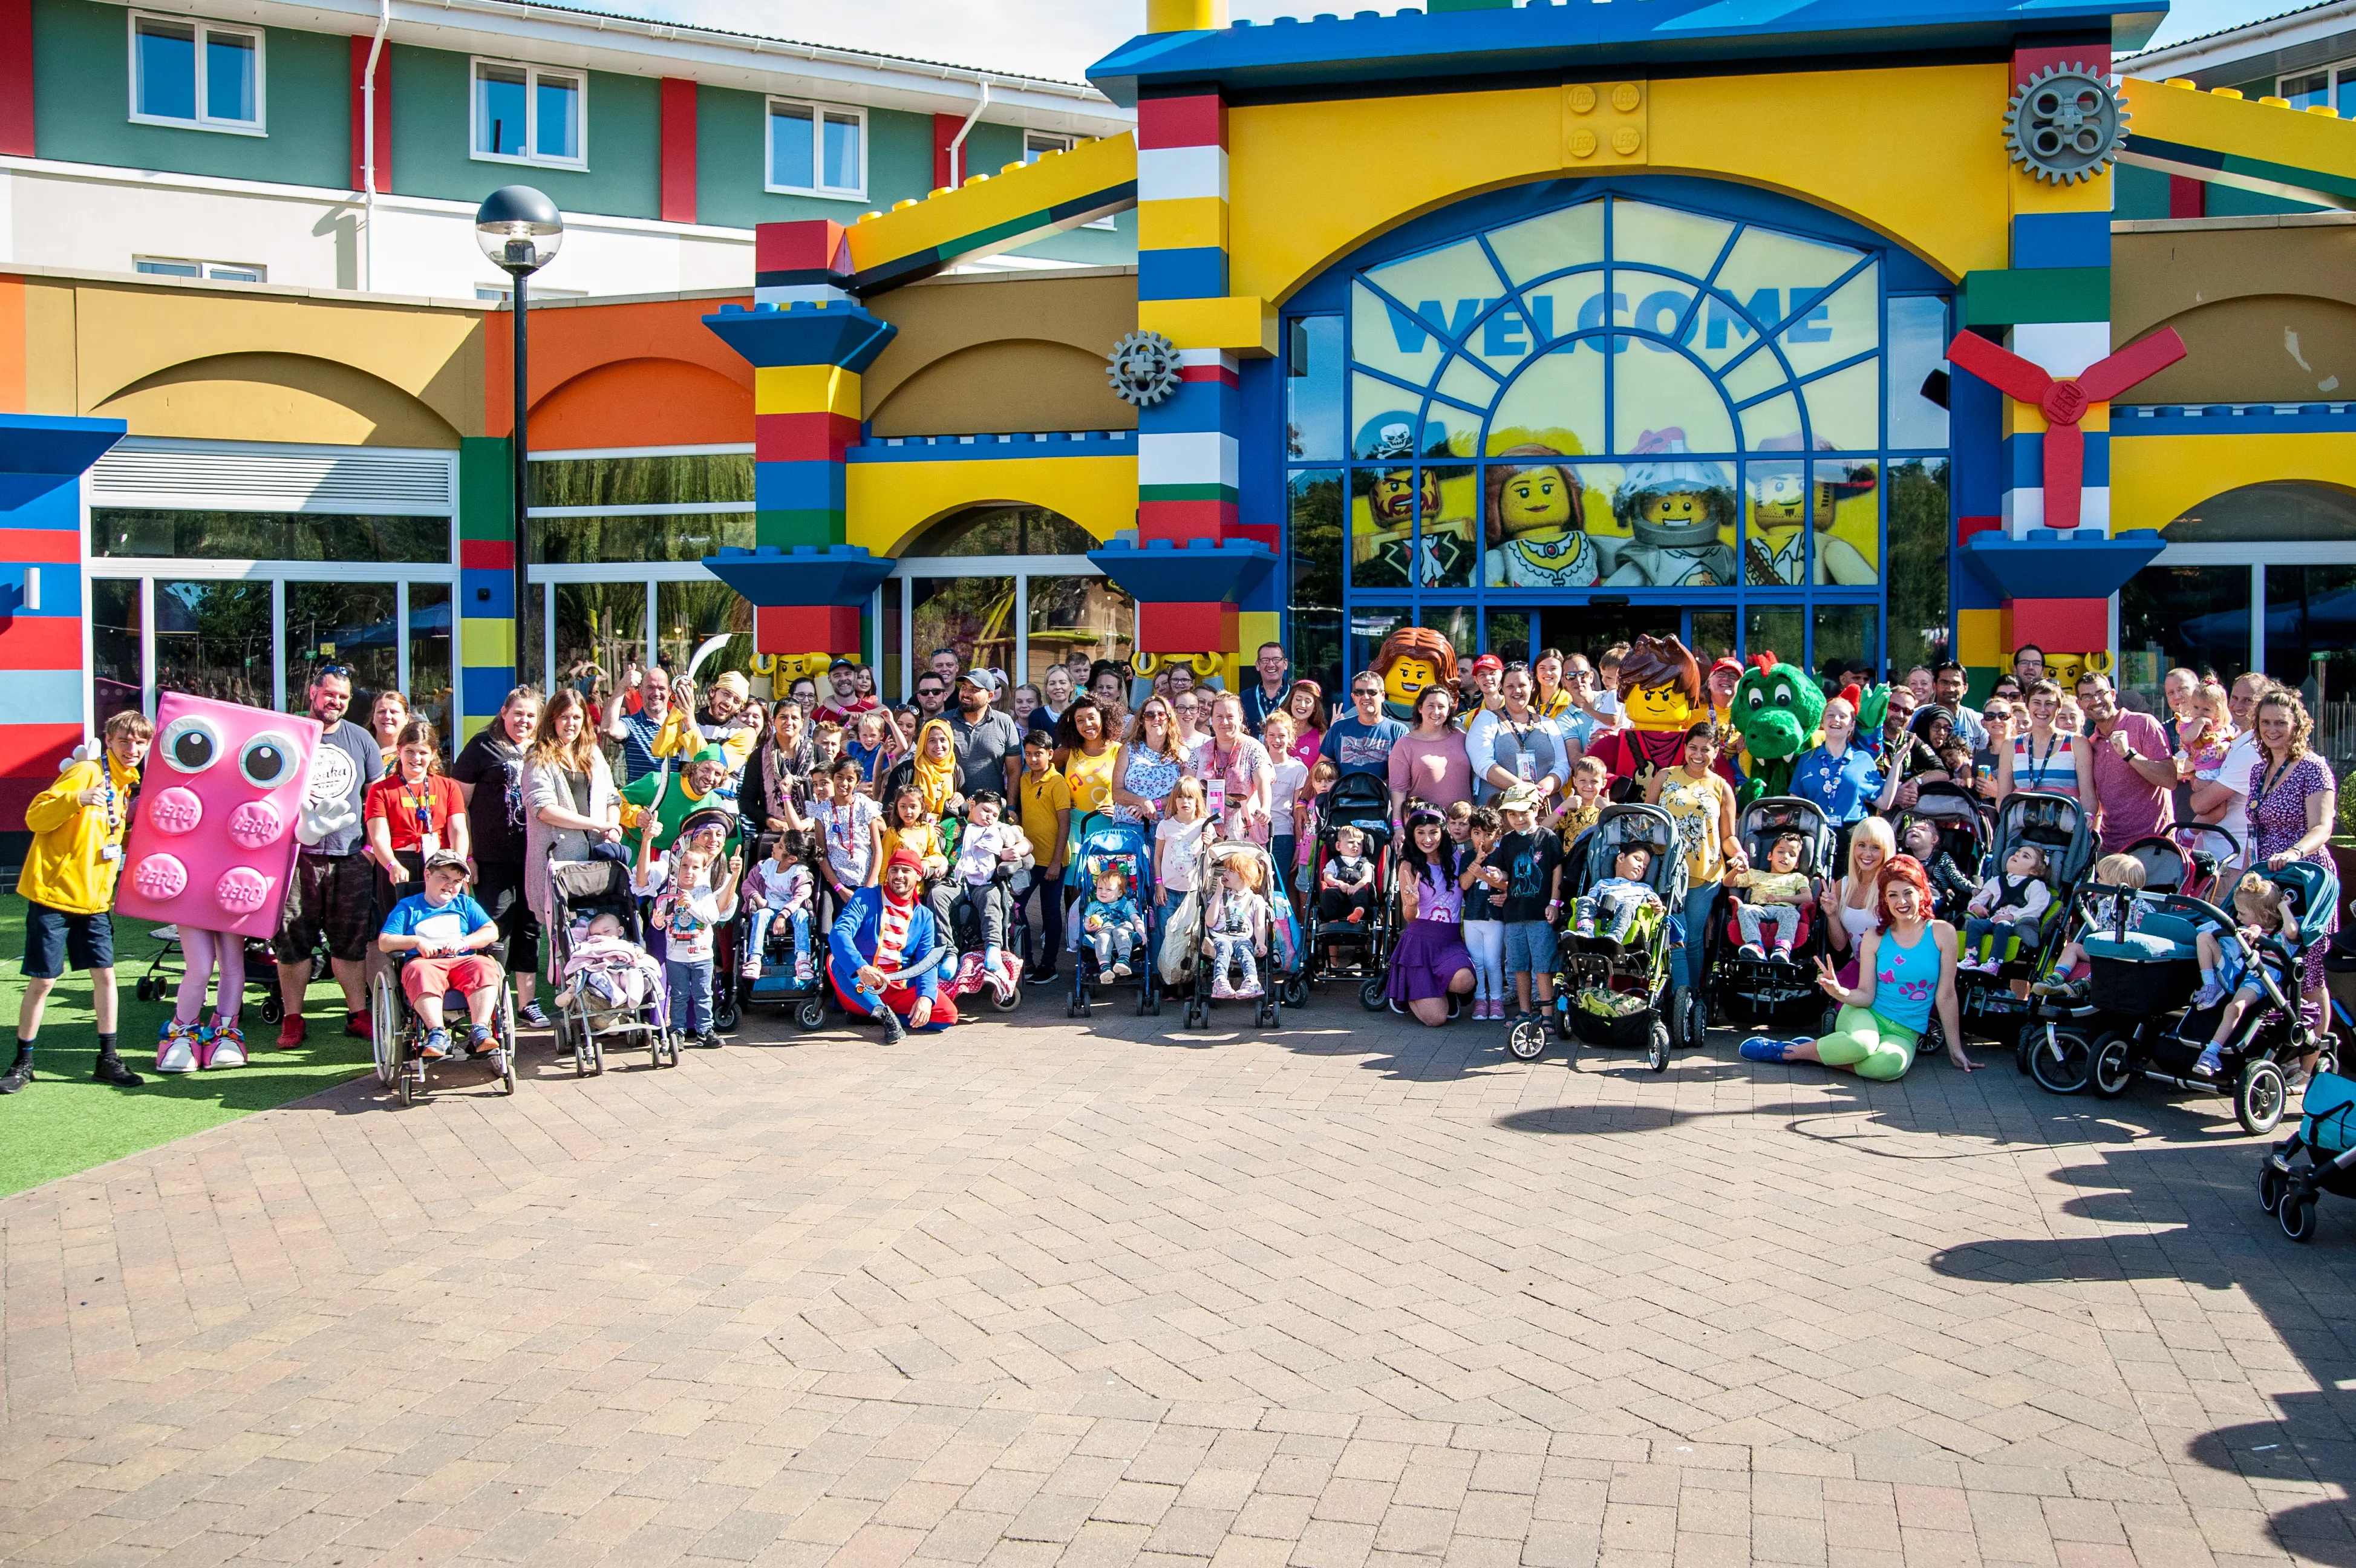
[{"xmin": 886, "ymin": 561, "xmax": 1135, "ymax": 701}]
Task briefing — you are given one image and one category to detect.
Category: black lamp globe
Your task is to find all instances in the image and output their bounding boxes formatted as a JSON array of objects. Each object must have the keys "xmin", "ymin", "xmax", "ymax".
[{"xmin": 475, "ymin": 185, "xmax": 563, "ymax": 276}]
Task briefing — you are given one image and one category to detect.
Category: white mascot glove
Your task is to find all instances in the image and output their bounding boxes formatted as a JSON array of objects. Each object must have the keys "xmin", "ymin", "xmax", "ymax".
[{"xmin": 295, "ymin": 795, "xmax": 359, "ymax": 848}]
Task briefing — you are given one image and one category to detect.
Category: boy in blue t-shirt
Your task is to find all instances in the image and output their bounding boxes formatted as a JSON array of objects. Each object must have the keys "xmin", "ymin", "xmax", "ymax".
[{"xmin": 377, "ymin": 850, "xmax": 506, "ymax": 1060}]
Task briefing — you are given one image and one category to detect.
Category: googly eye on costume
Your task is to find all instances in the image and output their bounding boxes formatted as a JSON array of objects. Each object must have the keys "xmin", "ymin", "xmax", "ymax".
[
  {"xmin": 158, "ymin": 714, "xmax": 223, "ymax": 774},
  {"xmin": 239, "ymin": 731, "xmax": 301, "ymax": 789}
]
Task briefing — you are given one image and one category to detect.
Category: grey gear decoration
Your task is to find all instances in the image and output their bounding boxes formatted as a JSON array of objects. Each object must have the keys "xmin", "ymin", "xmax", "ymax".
[
  {"xmin": 2004, "ymin": 64, "xmax": 2128, "ymax": 185},
  {"xmin": 1107, "ymin": 330, "xmax": 1182, "ymax": 407}
]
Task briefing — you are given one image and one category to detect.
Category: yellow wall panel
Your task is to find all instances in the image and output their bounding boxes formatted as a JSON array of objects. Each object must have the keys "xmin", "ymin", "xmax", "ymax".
[
  {"xmin": 846, "ymin": 454, "xmax": 1137, "ymax": 558},
  {"xmin": 1137, "ymin": 295, "xmax": 1277, "ymax": 356},
  {"xmin": 461, "ymin": 618, "xmax": 516, "ymax": 667},
  {"xmin": 1138, "ymin": 197, "xmax": 1230, "ymax": 253},
  {"xmin": 755, "ymin": 364, "xmax": 861, "ymax": 418},
  {"xmin": 2113, "ymin": 429, "xmax": 2356, "ymax": 533}
]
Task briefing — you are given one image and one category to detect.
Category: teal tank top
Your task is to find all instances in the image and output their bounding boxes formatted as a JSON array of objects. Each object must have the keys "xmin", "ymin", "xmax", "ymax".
[{"xmin": 1871, "ymin": 923, "xmax": 1941, "ymax": 1034}]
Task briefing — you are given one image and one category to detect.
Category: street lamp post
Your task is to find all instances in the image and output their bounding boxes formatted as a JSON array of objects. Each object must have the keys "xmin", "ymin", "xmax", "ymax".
[{"xmin": 475, "ymin": 185, "xmax": 563, "ymax": 693}]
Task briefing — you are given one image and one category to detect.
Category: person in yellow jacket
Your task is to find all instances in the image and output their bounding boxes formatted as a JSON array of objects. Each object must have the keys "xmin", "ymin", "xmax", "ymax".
[{"xmin": 7, "ymin": 710, "xmax": 154, "ymax": 1094}]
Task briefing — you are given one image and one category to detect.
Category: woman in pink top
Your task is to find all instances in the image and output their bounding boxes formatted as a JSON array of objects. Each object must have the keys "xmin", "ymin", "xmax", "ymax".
[
  {"xmin": 1389, "ymin": 685, "xmax": 1476, "ymax": 817},
  {"xmin": 1282, "ymin": 680, "xmax": 1326, "ymax": 772}
]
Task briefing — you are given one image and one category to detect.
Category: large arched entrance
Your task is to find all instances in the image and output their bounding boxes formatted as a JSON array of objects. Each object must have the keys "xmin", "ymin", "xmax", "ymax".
[{"xmin": 880, "ymin": 505, "xmax": 1135, "ymax": 701}]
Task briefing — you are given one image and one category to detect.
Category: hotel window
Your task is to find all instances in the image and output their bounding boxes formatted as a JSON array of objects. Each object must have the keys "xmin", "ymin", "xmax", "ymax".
[
  {"xmin": 129, "ymin": 12, "xmax": 263, "ymax": 133},
  {"xmin": 767, "ymin": 99, "xmax": 865, "ymax": 198},
  {"xmin": 473, "ymin": 59, "xmax": 585, "ymax": 168},
  {"xmin": 2280, "ymin": 62, "xmax": 2356, "ymax": 116},
  {"xmin": 136, "ymin": 257, "xmax": 264, "ymax": 283}
]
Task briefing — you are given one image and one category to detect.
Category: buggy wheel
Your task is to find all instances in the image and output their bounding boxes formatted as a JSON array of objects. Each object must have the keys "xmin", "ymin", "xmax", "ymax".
[
  {"xmin": 1281, "ymin": 975, "xmax": 1308, "ymax": 1010},
  {"xmin": 795, "ymin": 999, "xmax": 827, "ymax": 1032},
  {"xmin": 259, "ymin": 992, "xmax": 282, "ymax": 1025},
  {"xmin": 370, "ymin": 972, "xmax": 400, "ymax": 1088},
  {"xmin": 2014, "ymin": 1022, "xmax": 2037, "ymax": 1076},
  {"xmin": 135, "ymin": 976, "xmax": 154, "ymax": 1002},
  {"xmin": 1068, "ymin": 999, "xmax": 1084, "ymax": 1018},
  {"xmin": 1648, "ymin": 1022, "xmax": 1671, "ymax": 1074},
  {"xmin": 990, "ymin": 978, "xmax": 1021, "ymax": 1014},
  {"xmin": 497, "ymin": 989, "xmax": 518, "ymax": 1096},
  {"xmin": 2260, "ymin": 1163, "xmax": 2286, "ymax": 1215},
  {"xmin": 1186, "ymin": 999, "xmax": 1206, "ymax": 1030},
  {"xmin": 714, "ymin": 988, "xmax": 741, "ymax": 1033},
  {"xmin": 396, "ymin": 1066, "xmax": 414, "ymax": 1106},
  {"xmin": 2282, "ymin": 1192, "xmax": 2320, "ymax": 1243},
  {"xmin": 1359, "ymin": 978, "xmax": 1386, "ymax": 1012},
  {"xmin": 2028, "ymin": 1026, "xmax": 2094, "ymax": 1096},
  {"xmin": 1257, "ymin": 1001, "xmax": 1279, "ymax": 1029},
  {"xmin": 2089, "ymin": 1034, "xmax": 2135, "ymax": 1099},
  {"xmin": 1506, "ymin": 1016, "xmax": 1547, "ymax": 1062},
  {"xmin": 2237, "ymin": 1059, "xmax": 2288, "ymax": 1137},
  {"xmin": 589, "ymin": 1036, "xmax": 605, "ymax": 1076}
]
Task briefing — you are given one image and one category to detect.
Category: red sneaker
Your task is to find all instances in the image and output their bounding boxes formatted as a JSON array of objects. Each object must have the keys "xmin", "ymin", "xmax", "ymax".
[
  {"xmin": 274, "ymin": 1014, "xmax": 307, "ymax": 1049},
  {"xmin": 344, "ymin": 1010, "xmax": 371, "ymax": 1040}
]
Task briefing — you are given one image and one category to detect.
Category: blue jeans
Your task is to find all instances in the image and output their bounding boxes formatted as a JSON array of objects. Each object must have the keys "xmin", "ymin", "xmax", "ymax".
[
  {"xmin": 1680, "ymin": 880, "xmax": 1720, "ymax": 992},
  {"xmin": 667, "ymin": 957, "xmax": 713, "ymax": 1035}
]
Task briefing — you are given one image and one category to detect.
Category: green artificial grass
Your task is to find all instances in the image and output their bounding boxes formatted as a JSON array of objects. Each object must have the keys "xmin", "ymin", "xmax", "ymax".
[{"xmin": 0, "ymin": 901, "xmax": 375, "ymax": 1198}]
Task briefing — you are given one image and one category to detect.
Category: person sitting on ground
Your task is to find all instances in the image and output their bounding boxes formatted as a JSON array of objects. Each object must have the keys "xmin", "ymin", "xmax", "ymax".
[
  {"xmin": 740, "ymin": 830, "xmax": 817, "ymax": 985},
  {"xmin": 2030, "ymin": 852, "xmax": 2150, "ymax": 1002},
  {"xmin": 2194, "ymin": 871, "xmax": 2299, "ymax": 1077},
  {"xmin": 1571, "ymin": 840, "xmax": 1664, "ymax": 954},
  {"xmin": 1083, "ymin": 866, "xmax": 1149, "ymax": 979},
  {"xmin": 1961, "ymin": 843, "xmax": 2051, "ymax": 972},
  {"xmin": 1723, "ymin": 831, "xmax": 1810, "ymax": 959},
  {"xmin": 829, "ymin": 847, "xmax": 958, "ymax": 1043},
  {"xmin": 5, "ymin": 709, "xmax": 155, "ymax": 1094},
  {"xmin": 550, "ymin": 912, "xmax": 664, "ymax": 1015},
  {"xmin": 1317, "ymin": 823, "xmax": 1376, "ymax": 931},
  {"xmin": 376, "ymin": 850, "xmax": 506, "ymax": 1062}
]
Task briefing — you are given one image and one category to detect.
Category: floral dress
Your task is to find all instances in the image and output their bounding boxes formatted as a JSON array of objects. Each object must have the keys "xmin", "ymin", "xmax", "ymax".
[
  {"xmin": 2246, "ymin": 752, "xmax": 2337, "ymax": 994},
  {"xmin": 1112, "ymin": 746, "xmax": 1182, "ymax": 828}
]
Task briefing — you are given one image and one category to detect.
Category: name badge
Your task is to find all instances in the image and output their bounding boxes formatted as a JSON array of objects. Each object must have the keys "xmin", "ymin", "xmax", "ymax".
[
  {"xmin": 420, "ymin": 831, "xmax": 442, "ymax": 858},
  {"xmin": 1207, "ymin": 778, "xmax": 1229, "ymax": 820},
  {"xmin": 99, "ymin": 843, "xmax": 121, "ymax": 861},
  {"xmin": 1516, "ymin": 751, "xmax": 1535, "ymax": 782}
]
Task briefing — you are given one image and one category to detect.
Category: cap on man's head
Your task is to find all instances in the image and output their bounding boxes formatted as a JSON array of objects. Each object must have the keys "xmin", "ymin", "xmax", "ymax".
[
  {"xmin": 829, "ymin": 657, "xmax": 857, "ymax": 672},
  {"xmin": 959, "ymin": 668, "xmax": 1006, "ymax": 696},
  {"xmin": 1472, "ymin": 654, "xmax": 1504, "ymax": 675},
  {"xmin": 424, "ymin": 849, "xmax": 471, "ymax": 878},
  {"xmin": 688, "ymin": 744, "xmax": 727, "ymax": 767}
]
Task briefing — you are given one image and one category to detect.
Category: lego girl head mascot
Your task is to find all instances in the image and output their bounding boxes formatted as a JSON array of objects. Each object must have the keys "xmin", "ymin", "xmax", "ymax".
[
  {"xmin": 1586, "ymin": 634, "xmax": 1708, "ymax": 800},
  {"xmin": 1482, "ymin": 445, "xmax": 1596, "ymax": 588},
  {"xmin": 114, "ymin": 692, "xmax": 353, "ymax": 1071},
  {"xmin": 1604, "ymin": 430, "xmax": 1737, "ymax": 588},
  {"xmin": 1744, "ymin": 436, "xmax": 1879, "ymax": 586},
  {"xmin": 1368, "ymin": 626, "xmax": 1459, "ymax": 724}
]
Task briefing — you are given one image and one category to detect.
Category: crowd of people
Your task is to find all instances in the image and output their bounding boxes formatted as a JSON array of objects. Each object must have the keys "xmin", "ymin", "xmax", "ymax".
[{"xmin": 1, "ymin": 633, "xmax": 2343, "ymax": 1091}]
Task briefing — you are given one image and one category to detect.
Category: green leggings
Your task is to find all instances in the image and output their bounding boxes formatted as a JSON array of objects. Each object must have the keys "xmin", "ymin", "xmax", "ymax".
[{"xmin": 1811, "ymin": 1005, "xmax": 1918, "ymax": 1082}]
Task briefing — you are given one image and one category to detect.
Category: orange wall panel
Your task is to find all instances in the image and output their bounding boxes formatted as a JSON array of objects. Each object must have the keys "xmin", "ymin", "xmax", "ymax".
[
  {"xmin": 483, "ymin": 295, "xmax": 755, "ymax": 439},
  {"xmin": 528, "ymin": 357, "xmax": 754, "ymax": 452}
]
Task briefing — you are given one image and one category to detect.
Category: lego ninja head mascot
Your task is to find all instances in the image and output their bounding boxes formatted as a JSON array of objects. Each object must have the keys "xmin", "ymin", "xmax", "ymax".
[
  {"xmin": 1483, "ymin": 445, "xmax": 1596, "ymax": 587},
  {"xmin": 1587, "ymin": 634, "xmax": 1706, "ymax": 801},
  {"xmin": 1604, "ymin": 430, "xmax": 1737, "ymax": 588},
  {"xmin": 1367, "ymin": 626, "xmax": 1459, "ymax": 724},
  {"xmin": 1744, "ymin": 437, "xmax": 1879, "ymax": 586},
  {"xmin": 1728, "ymin": 654, "xmax": 1827, "ymax": 805}
]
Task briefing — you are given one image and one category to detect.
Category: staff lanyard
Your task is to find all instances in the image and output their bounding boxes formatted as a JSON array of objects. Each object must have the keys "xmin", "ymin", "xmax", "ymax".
[
  {"xmin": 398, "ymin": 776, "xmax": 436, "ymax": 837},
  {"xmin": 2025, "ymin": 730, "xmax": 2063, "ymax": 791}
]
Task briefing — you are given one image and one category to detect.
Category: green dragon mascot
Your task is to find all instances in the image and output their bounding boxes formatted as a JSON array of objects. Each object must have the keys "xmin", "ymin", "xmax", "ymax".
[{"xmin": 1728, "ymin": 655, "xmax": 1826, "ymax": 805}]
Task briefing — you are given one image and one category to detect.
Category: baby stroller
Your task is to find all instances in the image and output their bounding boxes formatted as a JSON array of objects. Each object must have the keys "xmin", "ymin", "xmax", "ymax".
[
  {"xmin": 1172, "ymin": 838, "xmax": 1304, "ymax": 1031},
  {"xmin": 2261, "ymin": 1068, "xmax": 2356, "ymax": 1242},
  {"xmin": 1959, "ymin": 789, "xmax": 2092, "ymax": 1044},
  {"xmin": 1519, "ymin": 803, "xmax": 1689, "ymax": 1071},
  {"xmin": 1894, "ymin": 780, "xmax": 1992, "ymax": 924},
  {"xmin": 736, "ymin": 831, "xmax": 830, "ymax": 1033},
  {"xmin": 1066, "ymin": 816, "xmax": 1161, "ymax": 1018},
  {"xmin": 2119, "ymin": 821, "xmax": 2239, "ymax": 903},
  {"xmin": 545, "ymin": 857, "xmax": 676, "ymax": 1074},
  {"xmin": 1303, "ymin": 771, "xmax": 1396, "ymax": 1007},
  {"xmin": 1703, "ymin": 796, "xmax": 1837, "ymax": 1030},
  {"xmin": 2038, "ymin": 860, "xmax": 2338, "ymax": 1135},
  {"xmin": 135, "ymin": 928, "xmax": 296, "ymax": 1025}
]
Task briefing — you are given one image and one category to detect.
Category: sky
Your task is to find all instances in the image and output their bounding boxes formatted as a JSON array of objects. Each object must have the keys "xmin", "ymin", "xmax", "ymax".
[{"xmin": 621, "ymin": 0, "xmax": 2321, "ymax": 86}]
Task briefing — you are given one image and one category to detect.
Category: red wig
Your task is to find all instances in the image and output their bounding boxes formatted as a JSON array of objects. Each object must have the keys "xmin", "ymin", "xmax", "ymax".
[{"xmin": 1875, "ymin": 854, "xmax": 1934, "ymax": 932}]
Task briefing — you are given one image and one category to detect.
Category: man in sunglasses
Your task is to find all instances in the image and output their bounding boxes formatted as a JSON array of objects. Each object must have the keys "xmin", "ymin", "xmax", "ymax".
[
  {"xmin": 1320, "ymin": 672, "xmax": 1408, "ymax": 783},
  {"xmin": 912, "ymin": 676, "xmax": 949, "ymax": 721},
  {"xmin": 273, "ymin": 665, "xmax": 377, "ymax": 1045}
]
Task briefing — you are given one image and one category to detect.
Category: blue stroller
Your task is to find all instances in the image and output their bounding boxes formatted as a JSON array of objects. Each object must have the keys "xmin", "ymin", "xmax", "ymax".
[
  {"xmin": 1065, "ymin": 816, "xmax": 1161, "ymax": 1018},
  {"xmin": 2262, "ymin": 1069, "xmax": 2356, "ymax": 1242}
]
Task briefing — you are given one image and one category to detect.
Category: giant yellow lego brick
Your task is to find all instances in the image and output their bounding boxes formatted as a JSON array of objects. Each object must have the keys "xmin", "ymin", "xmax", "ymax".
[
  {"xmin": 844, "ymin": 134, "xmax": 1138, "ymax": 275},
  {"xmin": 1139, "ymin": 197, "xmax": 1230, "ymax": 253},
  {"xmin": 755, "ymin": 365, "xmax": 862, "ymax": 419},
  {"xmin": 1138, "ymin": 295, "xmax": 1279, "ymax": 358},
  {"xmin": 461, "ymin": 619, "xmax": 515, "ymax": 667},
  {"xmin": 2111, "ymin": 428, "xmax": 2356, "ymax": 532},
  {"xmin": 1956, "ymin": 607, "xmax": 2009, "ymax": 668},
  {"xmin": 847, "ymin": 454, "xmax": 1137, "ymax": 558},
  {"xmin": 2123, "ymin": 76, "xmax": 2356, "ymax": 207}
]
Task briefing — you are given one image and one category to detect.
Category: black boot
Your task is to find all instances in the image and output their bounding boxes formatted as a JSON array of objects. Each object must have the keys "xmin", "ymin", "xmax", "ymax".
[
  {"xmin": 0, "ymin": 1047, "xmax": 32, "ymax": 1094},
  {"xmin": 94, "ymin": 1050, "xmax": 144, "ymax": 1087}
]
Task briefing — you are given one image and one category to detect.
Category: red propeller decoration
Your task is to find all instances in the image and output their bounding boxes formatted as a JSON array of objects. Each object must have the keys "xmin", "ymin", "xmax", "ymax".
[{"xmin": 1943, "ymin": 327, "xmax": 2187, "ymax": 531}]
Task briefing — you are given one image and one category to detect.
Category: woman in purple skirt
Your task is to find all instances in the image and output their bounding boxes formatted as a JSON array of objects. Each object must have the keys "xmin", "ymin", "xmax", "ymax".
[{"xmin": 1386, "ymin": 807, "xmax": 1478, "ymax": 1026}]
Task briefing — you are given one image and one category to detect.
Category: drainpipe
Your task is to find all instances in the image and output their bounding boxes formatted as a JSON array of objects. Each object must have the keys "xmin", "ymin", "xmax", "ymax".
[
  {"xmin": 946, "ymin": 79, "xmax": 989, "ymax": 186},
  {"xmin": 362, "ymin": 0, "xmax": 390, "ymax": 290}
]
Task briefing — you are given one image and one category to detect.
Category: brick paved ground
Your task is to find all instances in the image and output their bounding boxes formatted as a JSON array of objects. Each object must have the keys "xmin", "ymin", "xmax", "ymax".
[{"xmin": 4, "ymin": 996, "xmax": 2356, "ymax": 1567}]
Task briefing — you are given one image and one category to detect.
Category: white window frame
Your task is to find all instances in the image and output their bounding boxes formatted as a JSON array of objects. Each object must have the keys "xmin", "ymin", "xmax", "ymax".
[
  {"xmin": 765, "ymin": 97, "xmax": 867, "ymax": 200},
  {"xmin": 470, "ymin": 56, "xmax": 588, "ymax": 171},
  {"xmin": 127, "ymin": 10, "xmax": 266, "ymax": 136},
  {"xmin": 2277, "ymin": 60, "xmax": 2356, "ymax": 111},
  {"xmin": 135, "ymin": 256, "xmax": 264, "ymax": 283}
]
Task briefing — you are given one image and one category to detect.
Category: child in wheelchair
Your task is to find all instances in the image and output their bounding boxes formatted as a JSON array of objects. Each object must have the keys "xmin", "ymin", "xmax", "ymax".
[
  {"xmin": 377, "ymin": 850, "xmax": 506, "ymax": 1060},
  {"xmin": 740, "ymin": 829, "xmax": 817, "ymax": 986},
  {"xmin": 942, "ymin": 790, "xmax": 1032, "ymax": 1003}
]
